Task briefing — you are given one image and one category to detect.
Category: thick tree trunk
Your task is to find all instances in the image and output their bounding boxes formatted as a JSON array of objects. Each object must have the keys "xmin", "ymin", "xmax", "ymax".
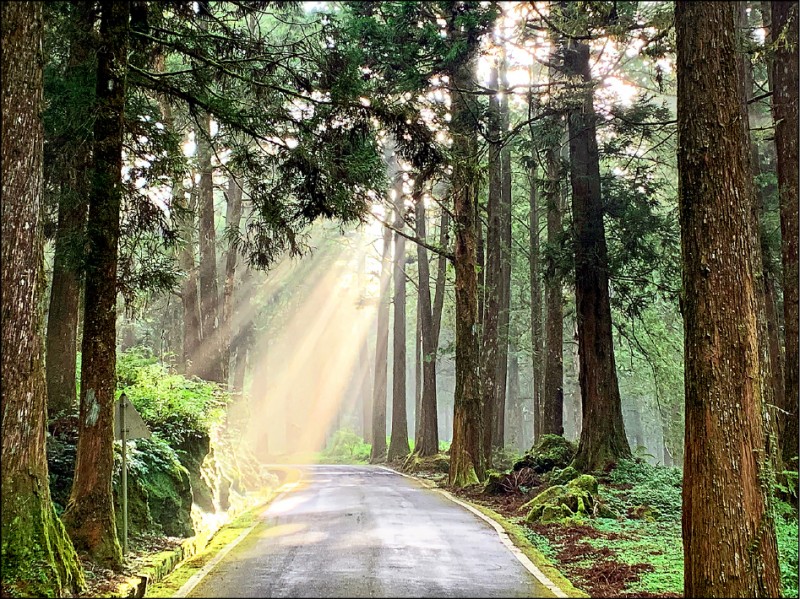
[
  {"xmin": 45, "ymin": 2, "xmax": 95, "ymax": 418},
  {"xmin": 61, "ymin": 0, "xmax": 129, "ymax": 570},
  {"xmin": 496, "ymin": 53, "xmax": 513, "ymax": 451},
  {"xmin": 1, "ymin": 3, "xmax": 85, "ymax": 594},
  {"xmin": 369, "ymin": 214, "xmax": 393, "ymax": 463},
  {"xmin": 179, "ymin": 182, "xmax": 203, "ymax": 375},
  {"xmin": 415, "ymin": 193, "xmax": 440, "ymax": 457},
  {"xmin": 220, "ymin": 176, "xmax": 244, "ymax": 385},
  {"xmin": 542, "ymin": 132, "xmax": 564, "ymax": 436},
  {"xmin": 448, "ymin": 29, "xmax": 484, "ymax": 486},
  {"xmin": 481, "ymin": 61, "xmax": 502, "ymax": 465},
  {"xmin": 772, "ymin": 0, "xmax": 799, "ymax": 466},
  {"xmin": 432, "ymin": 209, "xmax": 449, "ymax": 344},
  {"xmin": 388, "ymin": 178, "xmax": 410, "ymax": 461},
  {"xmin": 676, "ymin": 3, "xmax": 782, "ymax": 596},
  {"xmin": 196, "ymin": 112, "xmax": 223, "ymax": 383},
  {"xmin": 565, "ymin": 40, "xmax": 631, "ymax": 472}
]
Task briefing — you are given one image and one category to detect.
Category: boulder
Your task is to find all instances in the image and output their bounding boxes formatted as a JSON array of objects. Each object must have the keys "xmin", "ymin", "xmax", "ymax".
[
  {"xmin": 513, "ymin": 434, "xmax": 576, "ymax": 474},
  {"xmin": 523, "ymin": 474, "xmax": 599, "ymax": 524}
]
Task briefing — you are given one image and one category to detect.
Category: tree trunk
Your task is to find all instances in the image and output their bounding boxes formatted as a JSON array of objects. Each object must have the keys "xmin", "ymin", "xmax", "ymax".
[
  {"xmin": 220, "ymin": 175, "xmax": 244, "ymax": 385},
  {"xmin": 1, "ymin": 3, "xmax": 85, "ymax": 594},
  {"xmin": 565, "ymin": 39, "xmax": 631, "ymax": 472},
  {"xmin": 369, "ymin": 213, "xmax": 393, "ymax": 463},
  {"xmin": 231, "ymin": 267, "xmax": 254, "ymax": 396},
  {"xmin": 45, "ymin": 2, "xmax": 95, "ymax": 418},
  {"xmin": 772, "ymin": 0, "xmax": 799, "ymax": 466},
  {"xmin": 388, "ymin": 177, "xmax": 410, "ymax": 461},
  {"xmin": 481, "ymin": 61, "xmax": 502, "ymax": 465},
  {"xmin": 529, "ymin": 161, "xmax": 545, "ymax": 440},
  {"xmin": 432, "ymin": 209, "xmax": 449, "ymax": 344},
  {"xmin": 415, "ymin": 192, "xmax": 440, "ymax": 457},
  {"xmin": 447, "ymin": 24, "xmax": 484, "ymax": 486},
  {"xmin": 496, "ymin": 51, "xmax": 513, "ymax": 451},
  {"xmin": 196, "ymin": 112, "xmax": 223, "ymax": 383},
  {"xmin": 737, "ymin": 3, "xmax": 783, "ymax": 474},
  {"xmin": 61, "ymin": 0, "xmax": 129, "ymax": 570},
  {"xmin": 542, "ymin": 128, "xmax": 565, "ymax": 436},
  {"xmin": 676, "ymin": 3, "xmax": 782, "ymax": 596}
]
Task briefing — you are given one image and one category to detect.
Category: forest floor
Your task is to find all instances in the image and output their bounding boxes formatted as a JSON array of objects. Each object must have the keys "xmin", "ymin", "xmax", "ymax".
[{"xmin": 398, "ymin": 458, "xmax": 799, "ymax": 599}]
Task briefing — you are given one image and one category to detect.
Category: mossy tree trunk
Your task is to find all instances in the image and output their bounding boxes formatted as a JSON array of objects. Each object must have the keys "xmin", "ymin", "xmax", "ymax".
[
  {"xmin": 61, "ymin": 0, "xmax": 129, "ymax": 570},
  {"xmin": 447, "ymin": 11, "xmax": 484, "ymax": 486},
  {"xmin": 676, "ymin": 2, "xmax": 782, "ymax": 596},
  {"xmin": 388, "ymin": 172, "xmax": 410, "ymax": 461},
  {"xmin": 565, "ymin": 39, "xmax": 631, "ymax": 472},
  {"xmin": 1, "ymin": 3, "xmax": 86, "ymax": 595},
  {"xmin": 45, "ymin": 1, "xmax": 96, "ymax": 418},
  {"xmin": 771, "ymin": 0, "xmax": 799, "ymax": 466},
  {"xmin": 370, "ymin": 208, "xmax": 393, "ymax": 463}
]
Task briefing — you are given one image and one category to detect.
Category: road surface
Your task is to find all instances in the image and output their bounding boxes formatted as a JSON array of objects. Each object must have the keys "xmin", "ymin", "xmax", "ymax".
[{"xmin": 186, "ymin": 465, "xmax": 556, "ymax": 598}]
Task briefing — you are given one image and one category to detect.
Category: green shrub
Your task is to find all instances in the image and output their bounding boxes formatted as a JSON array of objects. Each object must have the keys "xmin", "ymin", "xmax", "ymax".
[
  {"xmin": 321, "ymin": 429, "xmax": 371, "ymax": 464},
  {"xmin": 607, "ymin": 459, "xmax": 682, "ymax": 521},
  {"xmin": 775, "ymin": 499, "xmax": 799, "ymax": 598},
  {"xmin": 117, "ymin": 348, "xmax": 229, "ymax": 445}
]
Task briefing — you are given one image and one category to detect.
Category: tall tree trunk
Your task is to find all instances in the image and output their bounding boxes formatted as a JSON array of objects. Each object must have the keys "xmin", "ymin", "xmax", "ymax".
[
  {"xmin": 388, "ymin": 178, "xmax": 410, "ymax": 461},
  {"xmin": 447, "ymin": 21, "xmax": 484, "ymax": 486},
  {"xmin": 529, "ymin": 161, "xmax": 544, "ymax": 441},
  {"xmin": 196, "ymin": 112, "xmax": 223, "ymax": 383},
  {"xmin": 61, "ymin": 0, "xmax": 129, "ymax": 570},
  {"xmin": 432, "ymin": 209, "xmax": 449, "ymax": 344},
  {"xmin": 676, "ymin": 3, "xmax": 781, "ymax": 596},
  {"xmin": 45, "ymin": 1, "xmax": 95, "ymax": 418},
  {"xmin": 772, "ymin": 0, "xmax": 799, "ymax": 466},
  {"xmin": 415, "ymin": 298, "xmax": 422, "ymax": 438},
  {"xmin": 737, "ymin": 4, "xmax": 783, "ymax": 474},
  {"xmin": 481, "ymin": 61, "xmax": 502, "ymax": 465},
  {"xmin": 542, "ymin": 124, "xmax": 565, "ymax": 436},
  {"xmin": 220, "ymin": 175, "xmax": 244, "ymax": 385},
  {"xmin": 565, "ymin": 39, "xmax": 631, "ymax": 472},
  {"xmin": 496, "ymin": 51, "xmax": 513, "ymax": 451},
  {"xmin": 231, "ymin": 267, "xmax": 254, "ymax": 396},
  {"xmin": 415, "ymin": 192, "xmax": 440, "ymax": 457},
  {"xmin": 1, "ymin": 3, "xmax": 85, "ymax": 594},
  {"xmin": 370, "ymin": 212, "xmax": 393, "ymax": 463}
]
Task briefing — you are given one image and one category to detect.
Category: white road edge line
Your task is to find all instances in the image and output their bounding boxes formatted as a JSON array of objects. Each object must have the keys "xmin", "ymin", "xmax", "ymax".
[
  {"xmin": 378, "ymin": 465, "xmax": 568, "ymax": 599},
  {"xmin": 173, "ymin": 480, "xmax": 301, "ymax": 598}
]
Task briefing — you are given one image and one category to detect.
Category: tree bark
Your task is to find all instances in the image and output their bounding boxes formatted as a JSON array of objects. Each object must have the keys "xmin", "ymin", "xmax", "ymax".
[
  {"xmin": 196, "ymin": 112, "xmax": 223, "ymax": 383},
  {"xmin": 529, "ymin": 161, "xmax": 545, "ymax": 441},
  {"xmin": 61, "ymin": 0, "xmax": 129, "ymax": 570},
  {"xmin": 231, "ymin": 266, "xmax": 254, "ymax": 396},
  {"xmin": 220, "ymin": 175, "xmax": 244, "ymax": 385},
  {"xmin": 542, "ymin": 126, "xmax": 565, "ymax": 437},
  {"xmin": 676, "ymin": 3, "xmax": 782, "ymax": 596},
  {"xmin": 369, "ymin": 211, "xmax": 393, "ymax": 463},
  {"xmin": 565, "ymin": 38, "xmax": 631, "ymax": 472},
  {"xmin": 447, "ymin": 18, "xmax": 484, "ymax": 485},
  {"xmin": 481, "ymin": 60, "xmax": 502, "ymax": 465},
  {"xmin": 1, "ymin": 3, "xmax": 85, "ymax": 594},
  {"xmin": 496, "ymin": 51, "xmax": 513, "ymax": 451},
  {"xmin": 45, "ymin": 1, "xmax": 95, "ymax": 418},
  {"xmin": 772, "ymin": 0, "xmax": 799, "ymax": 466},
  {"xmin": 414, "ymin": 191, "xmax": 440, "ymax": 457},
  {"xmin": 388, "ymin": 176, "xmax": 411, "ymax": 461}
]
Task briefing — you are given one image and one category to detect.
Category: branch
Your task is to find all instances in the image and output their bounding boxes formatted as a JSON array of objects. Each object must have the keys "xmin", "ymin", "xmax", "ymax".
[{"xmin": 374, "ymin": 215, "xmax": 454, "ymax": 262}]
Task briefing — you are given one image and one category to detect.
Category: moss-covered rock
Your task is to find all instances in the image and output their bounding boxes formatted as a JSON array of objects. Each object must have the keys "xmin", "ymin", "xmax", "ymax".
[
  {"xmin": 175, "ymin": 433, "xmax": 214, "ymax": 513},
  {"xmin": 403, "ymin": 452, "xmax": 451, "ymax": 474},
  {"xmin": 523, "ymin": 474, "xmax": 600, "ymax": 524},
  {"xmin": 549, "ymin": 466, "xmax": 580, "ymax": 487},
  {"xmin": 513, "ymin": 434, "xmax": 576, "ymax": 474}
]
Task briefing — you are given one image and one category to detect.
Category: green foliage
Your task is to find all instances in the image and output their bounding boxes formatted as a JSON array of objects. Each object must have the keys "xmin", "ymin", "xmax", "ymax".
[
  {"xmin": 514, "ymin": 435, "xmax": 576, "ymax": 474},
  {"xmin": 775, "ymin": 500, "xmax": 799, "ymax": 598},
  {"xmin": 320, "ymin": 429, "xmax": 371, "ymax": 464},
  {"xmin": 116, "ymin": 348, "xmax": 229, "ymax": 445},
  {"xmin": 605, "ymin": 459, "xmax": 682, "ymax": 521}
]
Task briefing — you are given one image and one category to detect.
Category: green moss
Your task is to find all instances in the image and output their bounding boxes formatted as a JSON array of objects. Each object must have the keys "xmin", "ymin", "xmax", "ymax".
[
  {"xmin": 524, "ymin": 476, "xmax": 599, "ymax": 524},
  {"xmin": 514, "ymin": 435, "xmax": 576, "ymax": 474},
  {"xmin": 549, "ymin": 466, "xmax": 580, "ymax": 487},
  {"xmin": 2, "ymin": 483, "xmax": 85, "ymax": 597}
]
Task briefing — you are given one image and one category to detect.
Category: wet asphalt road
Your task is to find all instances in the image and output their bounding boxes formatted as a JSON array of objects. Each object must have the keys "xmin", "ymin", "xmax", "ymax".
[{"xmin": 186, "ymin": 465, "xmax": 554, "ymax": 598}]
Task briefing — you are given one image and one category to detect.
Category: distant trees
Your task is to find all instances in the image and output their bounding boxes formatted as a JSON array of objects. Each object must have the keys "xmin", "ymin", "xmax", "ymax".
[
  {"xmin": 676, "ymin": 2, "xmax": 781, "ymax": 596},
  {"xmin": 1, "ymin": 2, "xmax": 84, "ymax": 594}
]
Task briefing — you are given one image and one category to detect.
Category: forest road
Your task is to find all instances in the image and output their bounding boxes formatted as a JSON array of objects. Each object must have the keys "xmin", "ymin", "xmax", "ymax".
[{"xmin": 185, "ymin": 464, "xmax": 557, "ymax": 598}]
